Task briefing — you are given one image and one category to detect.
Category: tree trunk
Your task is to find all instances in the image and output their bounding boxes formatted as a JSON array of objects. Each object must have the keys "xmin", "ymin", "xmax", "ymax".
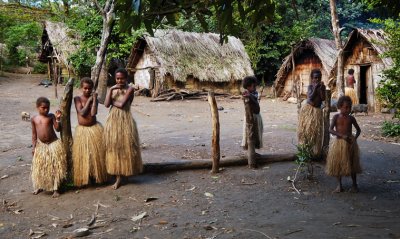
[
  {"xmin": 208, "ymin": 91, "xmax": 220, "ymax": 173},
  {"xmin": 243, "ymin": 97, "xmax": 256, "ymax": 168},
  {"xmin": 91, "ymin": 0, "xmax": 115, "ymax": 91},
  {"xmin": 329, "ymin": 0, "xmax": 345, "ymax": 97},
  {"xmin": 323, "ymin": 89, "xmax": 331, "ymax": 160},
  {"xmin": 97, "ymin": 58, "xmax": 108, "ymax": 104},
  {"xmin": 59, "ymin": 78, "xmax": 74, "ymax": 171}
]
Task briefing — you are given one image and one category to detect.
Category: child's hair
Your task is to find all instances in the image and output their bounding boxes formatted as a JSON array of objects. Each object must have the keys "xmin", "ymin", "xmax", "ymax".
[
  {"xmin": 348, "ymin": 69, "xmax": 355, "ymax": 75},
  {"xmin": 337, "ymin": 95, "xmax": 353, "ymax": 108},
  {"xmin": 36, "ymin": 97, "xmax": 50, "ymax": 107},
  {"xmin": 80, "ymin": 77, "xmax": 94, "ymax": 88},
  {"xmin": 310, "ymin": 69, "xmax": 322, "ymax": 78},
  {"xmin": 115, "ymin": 68, "xmax": 128, "ymax": 78},
  {"xmin": 242, "ymin": 76, "xmax": 258, "ymax": 89}
]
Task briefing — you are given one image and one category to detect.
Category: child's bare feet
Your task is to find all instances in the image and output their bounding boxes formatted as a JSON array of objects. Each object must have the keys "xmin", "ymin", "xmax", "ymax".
[
  {"xmin": 332, "ymin": 186, "xmax": 344, "ymax": 193},
  {"xmin": 349, "ymin": 185, "xmax": 359, "ymax": 193},
  {"xmin": 33, "ymin": 189, "xmax": 42, "ymax": 195},
  {"xmin": 52, "ymin": 190, "xmax": 60, "ymax": 198},
  {"xmin": 111, "ymin": 176, "xmax": 121, "ymax": 190}
]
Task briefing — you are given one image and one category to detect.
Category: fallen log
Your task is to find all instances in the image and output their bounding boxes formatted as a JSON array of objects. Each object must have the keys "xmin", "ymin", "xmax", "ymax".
[{"xmin": 143, "ymin": 153, "xmax": 296, "ymax": 173}]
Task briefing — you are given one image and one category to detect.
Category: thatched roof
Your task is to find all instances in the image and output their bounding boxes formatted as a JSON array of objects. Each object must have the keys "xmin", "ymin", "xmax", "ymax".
[
  {"xmin": 274, "ymin": 38, "xmax": 337, "ymax": 90},
  {"xmin": 343, "ymin": 28, "xmax": 392, "ymax": 67},
  {"xmin": 127, "ymin": 29, "xmax": 254, "ymax": 82},
  {"xmin": 39, "ymin": 21, "xmax": 79, "ymax": 68}
]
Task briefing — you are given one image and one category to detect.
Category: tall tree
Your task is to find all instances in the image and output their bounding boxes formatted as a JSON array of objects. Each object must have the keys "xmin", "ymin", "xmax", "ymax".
[{"xmin": 330, "ymin": 0, "xmax": 345, "ymax": 97}]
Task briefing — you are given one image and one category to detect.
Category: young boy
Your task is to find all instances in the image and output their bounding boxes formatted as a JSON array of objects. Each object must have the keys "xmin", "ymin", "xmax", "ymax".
[
  {"xmin": 326, "ymin": 96, "xmax": 361, "ymax": 193},
  {"xmin": 345, "ymin": 68, "xmax": 359, "ymax": 105},
  {"xmin": 31, "ymin": 97, "xmax": 67, "ymax": 197},
  {"xmin": 241, "ymin": 76, "xmax": 263, "ymax": 150},
  {"xmin": 72, "ymin": 78, "xmax": 107, "ymax": 187},
  {"xmin": 297, "ymin": 69, "xmax": 326, "ymax": 159}
]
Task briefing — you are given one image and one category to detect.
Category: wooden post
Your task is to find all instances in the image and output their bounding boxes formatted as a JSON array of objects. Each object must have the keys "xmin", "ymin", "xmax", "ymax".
[
  {"xmin": 243, "ymin": 97, "xmax": 256, "ymax": 168},
  {"xmin": 208, "ymin": 91, "xmax": 220, "ymax": 173},
  {"xmin": 97, "ymin": 59, "xmax": 108, "ymax": 104},
  {"xmin": 59, "ymin": 78, "xmax": 74, "ymax": 172},
  {"xmin": 323, "ymin": 89, "xmax": 331, "ymax": 160}
]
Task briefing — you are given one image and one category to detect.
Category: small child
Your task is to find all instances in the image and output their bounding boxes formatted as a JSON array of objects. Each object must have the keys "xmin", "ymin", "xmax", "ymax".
[
  {"xmin": 72, "ymin": 78, "xmax": 107, "ymax": 187},
  {"xmin": 325, "ymin": 96, "xmax": 362, "ymax": 193},
  {"xmin": 31, "ymin": 97, "xmax": 67, "ymax": 197},
  {"xmin": 345, "ymin": 69, "xmax": 359, "ymax": 105},
  {"xmin": 241, "ymin": 76, "xmax": 263, "ymax": 150}
]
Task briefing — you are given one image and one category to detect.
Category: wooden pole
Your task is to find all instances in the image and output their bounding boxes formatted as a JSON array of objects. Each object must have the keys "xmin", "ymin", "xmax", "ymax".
[
  {"xmin": 243, "ymin": 97, "xmax": 256, "ymax": 168},
  {"xmin": 323, "ymin": 89, "xmax": 332, "ymax": 160},
  {"xmin": 143, "ymin": 153, "xmax": 296, "ymax": 173},
  {"xmin": 208, "ymin": 91, "xmax": 220, "ymax": 173},
  {"xmin": 59, "ymin": 78, "xmax": 74, "ymax": 172}
]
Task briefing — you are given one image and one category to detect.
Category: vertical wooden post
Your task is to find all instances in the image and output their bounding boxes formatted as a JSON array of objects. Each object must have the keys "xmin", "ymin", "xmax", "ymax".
[
  {"xmin": 323, "ymin": 89, "xmax": 331, "ymax": 160},
  {"xmin": 208, "ymin": 91, "xmax": 220, "ymax": 173},
  {"xmin": 243, "ymin": 97, "xmax": 256, "ymax": 168},
  {"xmin": 97, "ymin": 59, "xmax": 108, "ymax": 104},
  {"xmin": 59, "ymin": 78, "xmax": 74, "ymax": 172}
]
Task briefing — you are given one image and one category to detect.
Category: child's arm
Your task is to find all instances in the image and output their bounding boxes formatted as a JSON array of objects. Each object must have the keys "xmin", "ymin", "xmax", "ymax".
[
  {"xmin": 319, "ymin": 84, "xmax": 326, "ymax": 101},
  {"xmin": 104, "ymin": 85, "xmax": 118, "ymax": 108},
  {"xmin": 74, "ymin": 96, "xmax": 92, "ymax": 117},
  {"xmin": 31, "ymin": 117, "xmax": 37, "ymax": 156},
  {"xmin": 351, "ymin": 116, "xmax": 361, "ymax": 139},
  {"xmin": 91, "ymin": 92, "xmax": 98, "ymax": 116},
  {"xmin": 329, "ymin": 114, "xmax": 342, "ymax": 137},
  {"xmin": 308, "ymin": 83, "xmax": 321, "ymax": 101},
  {"xmin": 112, "ymin": 87, "xmax": 134, "ymax": 109},
  {"xmin": 53, "ymin": 111, "xmax": 62, "ymax": 132}
]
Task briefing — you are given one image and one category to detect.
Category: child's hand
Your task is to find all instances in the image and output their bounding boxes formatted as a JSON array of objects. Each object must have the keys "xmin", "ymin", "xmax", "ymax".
[
  {"xmin": 92, "ymin": 92, "xmax": 98, "ymax": 100},
  {"xmin": 55, "ymin": 110, "xmax": 62, "ymax": 120},
  {"xmin": 110, "ymin": 85, "xmax": 121, "ymax": 90},
  {"xmin": 242, "ymin": 90, "xmax": 249, "ymax": 97}
]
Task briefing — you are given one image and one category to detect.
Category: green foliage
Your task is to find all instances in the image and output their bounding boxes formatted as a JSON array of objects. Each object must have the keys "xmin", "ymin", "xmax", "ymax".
[
  {"xmin": 295, "ymin": 142, "xmax": 313, "ymax": 166},
  {"xmin": 373, "ymin": 18, "xmax": 400, "ymax": 119},
  {"xmin": 33, "ymin": 62, "xmax": 47, "ymax": 74},
  {"xmin": 381, "ymin": 121, "xmax": 400, "ymax": 137}
]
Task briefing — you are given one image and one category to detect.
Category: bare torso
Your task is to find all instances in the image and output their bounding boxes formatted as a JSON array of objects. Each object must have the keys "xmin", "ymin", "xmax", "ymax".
[
  {"xmin": 307, "ymin": 84, "xmax": 326, "ymax": 108},
  {"xmin": 332, "ymin": 114, "xmax": 354, "ymax": 138},
  {"xmin": 31, "ymin": 114, "xmax": 58, "ymax": 144},
  {"xmin": 74, "ymin": 95, "xmax": 97, "ymax": 126}
]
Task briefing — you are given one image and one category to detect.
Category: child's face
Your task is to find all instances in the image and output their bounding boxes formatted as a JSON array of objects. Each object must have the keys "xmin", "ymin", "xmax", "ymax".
[
  {"xmin": 81, "ymin": 83, "xmax": 93, "ymax": 97},
  {"xmin": 312, "ymin": 73, "xmax": 321, "ymax": 84},
  {"xmin": 37, "ymin": 103, "xmax": 50, "ymax": 116},
  {"xmin": 115, "ymin": 72, "xmax": 127, "ymax": 86},
  {"xmin": 247, "ymin": 83, "xmax": 256, "ymax": 92},
  {"xmin": 339, "ymin": 102, "xmax": 352, "ymax": 115}
]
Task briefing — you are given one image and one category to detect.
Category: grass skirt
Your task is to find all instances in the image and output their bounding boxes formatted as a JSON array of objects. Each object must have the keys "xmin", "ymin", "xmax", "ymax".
[
  {"xmin": 104, "ymin": 106, "xmax": 143, "ymax": 176},
  {"xmin": 325, "ymin": 137, "xmax": 361, "ymax": 177},
  {"xmin": 297, "ymin": 104, "xmax": 323, "ymax": 157},
  {"xmin": 31, "ymin": 139, "xmax": 67, "ymax": 191},
  {"xmin": 345, "ymin": 87, "xmax": 359, "ymax": 105},
  {"xmin": 72, "ymin": 122, "xmax": 108, "ymax": 187},
  {"xmin": 241, "ymin": 114, "xmax": 264, "ymax": 149}
]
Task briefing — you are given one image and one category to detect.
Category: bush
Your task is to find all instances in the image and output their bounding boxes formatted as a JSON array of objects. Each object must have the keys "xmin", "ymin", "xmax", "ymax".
[
  {"xmin": 382, "ymin": 121, "xmax": 400, "ymax": 137},
  {"xmin": 33, "ymin": 62, "xmax": 47, "ymax": 74}
]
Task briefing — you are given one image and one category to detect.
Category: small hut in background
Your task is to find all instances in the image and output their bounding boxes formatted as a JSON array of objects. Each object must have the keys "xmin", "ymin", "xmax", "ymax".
[
  {"xmin": 274, "ymin": 38, "xmax": 337, "ymax": 98},
  {"xmin": 38, "ymin": 21, "xmax": 79, "ymax": 83},
  {"xmin": 126, "ymin": 29, "xmax": 254, "ymax": 97},
  {"xmin": 330, "ymin": 28, "xmax": 392, "ymax": 112}
]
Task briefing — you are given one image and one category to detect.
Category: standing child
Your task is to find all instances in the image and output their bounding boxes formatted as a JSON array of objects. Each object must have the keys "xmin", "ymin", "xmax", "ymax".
[
  {"xmin": 241, "ymin": 76, "xmax": 263, "ymax": 150},
  {"xmin": 31, "ymin": 97, "xmax": 67, "ymax": 197},
  {"xmin": 297, "ymin": 69, "xmax": 326, "ymax": 159},
  {"xmin": 104, "ymin": 68, "xmax": 142, "ymax": 189},
  {"xmin": 345, "ymin": 69, "xmax": 359, "ymax": 105},
  {"xmin": 72, "ymin": 78, "xmax": 107, "ymax": 187},
  {"xmin": 325, "ymin": 96, "xmax": 361, "ymax": 193}
]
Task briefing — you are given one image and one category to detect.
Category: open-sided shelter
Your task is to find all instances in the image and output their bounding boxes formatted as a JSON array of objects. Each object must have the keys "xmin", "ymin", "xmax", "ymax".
[{"xmin": 126, "ymin": 29, "xmax": 254, "ymax": 97}]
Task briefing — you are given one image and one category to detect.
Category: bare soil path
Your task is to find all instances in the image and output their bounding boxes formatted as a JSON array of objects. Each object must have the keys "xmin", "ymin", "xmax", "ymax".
[{"xmin": 0, "ymin": 73, "xmax": 399, "ymax": 239}]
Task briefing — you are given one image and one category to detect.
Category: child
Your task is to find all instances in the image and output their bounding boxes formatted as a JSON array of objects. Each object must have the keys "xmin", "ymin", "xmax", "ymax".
[
  {"xmin": 326, "ymin": 96, "xmax": 361, "ymax": 193},
  {"xmin": 297, "ymin": 69, "xmax": 326, "ymax": 159},
  {"xmin": 31, "ymin": 97, "xmax": 67, "ymax": 197},
  {"xmin": 345, "ymin": 69, "xmax": 359, "ymax": 105},
  {"xmin": 241, "ymin": 76, "xmax": 263, "ymax": 150},
  {"xmin": 72, "ymin": 78, "xmax": 107, "ymax": 187},
  {"xmin": 103, "ymin": 68, "xmax": 143, "ymax": 189}
]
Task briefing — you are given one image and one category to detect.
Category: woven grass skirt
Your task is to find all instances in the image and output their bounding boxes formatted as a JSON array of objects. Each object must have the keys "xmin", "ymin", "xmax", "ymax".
[
  {"xmin": 241, "ymin": 113, "xmax": 264, "ymax": 149},
  {"xmin": 325, "ymin": 137, "xmax": 361, "ymax": 177},
  {"xmin": 297, "ymin": 104, "xmax": 323, "ymax": 157}
]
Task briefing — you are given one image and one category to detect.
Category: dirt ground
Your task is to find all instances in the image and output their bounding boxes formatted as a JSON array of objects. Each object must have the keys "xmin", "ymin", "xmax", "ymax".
[{"xmin": 0, "ymin": 73, "xmax": 400, "ymax": 239}]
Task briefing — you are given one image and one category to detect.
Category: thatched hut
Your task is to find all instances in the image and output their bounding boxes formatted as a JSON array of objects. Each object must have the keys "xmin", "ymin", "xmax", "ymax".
[
  {"xmin": 38, "ymin": 21, "xmax": 79, "ymax": 82},
  {"xmin": 330, "ymin": 28, "xmax": 392, "ymax": 112},
  {"xmin": 126, "ymin": 29, "xmax": 254, "ymax": 97},
  {"xmin": 274, "ymin": 38, "xmax": 337, "ymax": 97}
]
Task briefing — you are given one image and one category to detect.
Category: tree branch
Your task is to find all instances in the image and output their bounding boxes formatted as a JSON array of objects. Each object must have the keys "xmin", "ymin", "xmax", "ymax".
[{"xmin": 92, "ymin": 0, "xmax": 105, "ymax": 15}]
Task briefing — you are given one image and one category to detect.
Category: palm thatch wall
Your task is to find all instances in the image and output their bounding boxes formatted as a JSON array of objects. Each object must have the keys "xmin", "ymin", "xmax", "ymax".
[
  {"xmin": 127, "ymin": 29, "xmax": 254, "ymax": 96},
  {"xmin": 274, "ymin": 38, "xmax": 337, "ymax": 97},
  {"xmin": 329, "ymin": 28, "xmax": 392, "ymax": 112},
  {"xmin": 38, "ymin": 21, "xmax": 79, "ymax": 81}
]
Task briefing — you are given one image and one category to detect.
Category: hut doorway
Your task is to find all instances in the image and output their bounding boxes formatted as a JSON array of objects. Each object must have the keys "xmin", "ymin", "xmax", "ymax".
[{"xmin": 359, "ymin": 65, "xmax": 372, "ymax": 106}]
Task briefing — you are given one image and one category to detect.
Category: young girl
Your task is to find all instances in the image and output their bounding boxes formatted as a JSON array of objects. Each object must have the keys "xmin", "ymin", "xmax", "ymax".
[
  {"xmin": 241, "ymin": 76, "xmax": 263, "ymax": 150},
  {"xmin": 103, "ymin": 68, "xmax": 142, "ymax": 189},
  {"xmin": 31, "ymin": 97, "xmax": 67, "ymax": 197},
  {"xmin": 325, "ymin": 96, "xmax": 362, "ymax": 193},
  {"xmin": 72, "ymin": 78, "xmax": 107, "ymax": 187}
]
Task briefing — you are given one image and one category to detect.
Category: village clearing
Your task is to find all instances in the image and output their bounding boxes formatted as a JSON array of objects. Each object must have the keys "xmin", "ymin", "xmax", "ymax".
[{"xmin": 1, "ymin": 73, "xmax": 400, "ymax": 239}]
